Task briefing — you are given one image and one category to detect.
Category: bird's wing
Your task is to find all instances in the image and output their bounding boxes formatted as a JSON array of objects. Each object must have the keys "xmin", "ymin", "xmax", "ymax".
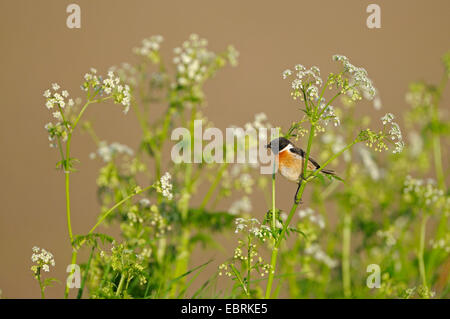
[{"xmin": 289, "ymin": 147, "xmax": 320, "ymax": 169}]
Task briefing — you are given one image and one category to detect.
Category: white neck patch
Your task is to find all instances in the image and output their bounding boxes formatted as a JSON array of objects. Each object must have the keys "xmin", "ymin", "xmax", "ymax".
[{"xmin": 279, "ymin": 143, "xmax": 293, "ymax": 153}]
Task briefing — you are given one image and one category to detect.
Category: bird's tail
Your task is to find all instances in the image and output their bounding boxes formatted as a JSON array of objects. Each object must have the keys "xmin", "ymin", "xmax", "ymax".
[
  {"xmin": 319, "ymin": 168, "xmax": 344, "ymax": 181},
  {"xmin": 321, "ymin": 168, "xmax": 336, "ymax": 176}
]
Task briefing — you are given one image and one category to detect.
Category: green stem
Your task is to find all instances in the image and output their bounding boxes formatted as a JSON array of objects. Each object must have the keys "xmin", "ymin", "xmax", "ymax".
[
  {"xmin": 230, "ymin": 264, "xmax": 249, "ymax": 296},
  {"xmin": 308, "ymin": 140, "xmax": 357, "ymax": 180},
  {"xmin": 342, "ymin": 211, "xmax": 352, "ymax": 297},
  {"xmin": 246, "ymin": 235, "xmax": 252, "ymax": 296},
  {"xmin": 431, "ymin": 73, "xmax": 448, "ymax": 189},
  {"xmin": 265, "ymin": 124, "xmax": 316, "ymax": 299},
  {"xmin": 265, "ymin": 125, "xmax": 356, "ymax": 299},
  {"xmin": 418, "ymin": 213, "xmax": 429, "ymax": 294},
  {"xmin": 302, "ymin": 124, "xmax": 316, "ymax": 175},
  {"xmin": 37, "ymin": 273, "xmax": 45, "ymax": 299},
  {"xmin": 432, "ymin": 135, "xmax": 445, "ymax": 189},
  {"xmin": 200, "ymin": 163, "xmax": 228, "ymax": 210},
  {"xmin": 171, "ymin": 106, "xmax": 197, "ymax": 297},
  {"xmin": 77, "ymin": 247, "xmax": 95, "ymax": 299},
  {"xmin": 89, "ymin": 185, "xmax": 153, "ymax": 234},
  {"xmin": 265, "ymin": 246, "xmax": 279, "ymax": 299},
  {"xmin": 64, "ymin": 250, "xmax": 78, "ymax": 298},
  {"xmin": 60, "ymin": 96, "xmax": 113, "ymax": 298},
  {"xmin": 271, "ymin": 163, "xmax": 276, "ymax": 230},
  {"xmin": 155, "ymin": 151, "xmax": 162, "ymax": 182},
  {"xmin": 65, "ymin": 172, "xmax": 73, "ymax": 243},
  {"xmin": 317, "ymin": 91, "xmax": 342, "ymax": 119},
  {"xmin": 115, "ymin": 272, "xmax": 127, "ymax": 297}
]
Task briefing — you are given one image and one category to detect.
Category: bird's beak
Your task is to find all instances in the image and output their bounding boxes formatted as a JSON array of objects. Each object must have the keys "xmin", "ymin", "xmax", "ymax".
[{"xmin": 265, "ymin": 143, "xmax": 271, "ymax": 149}]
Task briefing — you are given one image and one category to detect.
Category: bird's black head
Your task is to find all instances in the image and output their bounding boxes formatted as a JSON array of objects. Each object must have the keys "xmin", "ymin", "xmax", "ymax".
[{"xmin": 266, "ymin": 137, "xmax": 291, "ymax": 154}]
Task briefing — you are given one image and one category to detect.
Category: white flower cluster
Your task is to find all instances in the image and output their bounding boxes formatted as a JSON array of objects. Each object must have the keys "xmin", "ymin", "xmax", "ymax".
[
  {"xmin": 234, "ymin": 218, "xmax": 271, "ymax": 240},
  {"xmin": 317, "ymin": 99, "xmax": 340, "ymax": 127},
  {"xmin": 381, "ymin": 113, "xmax": 403, "ymax": 153},
  {"xmin": 229, "ymin": 196, "xmax": 252, "ymax": 215},
  {"xmin": 377, "ymin": 227, "xmax": 397, "ymax": 247},
  {"xmin": 218, "ymin": 263, "xmax": 232, "ymax": 277},
  {"xmin": 158, "ymin": 172, "xmax": 173, "ymax": 200},
  {"xmin": 381, "ymin": 112, "xmax": 394, "ymax": 125},
  {"xmin": 359, "ymin": 113, "xmax": 404, "ymax": 154},
  {"xmin": 43, "ymin": 83, "xmax": 75, "ymax": 147},
  {"xmin": 172, "ymin": 34, "xmax": 239, "ymax": 87},
  {"xmin": 82, "ymin": 68, "xmax": 132, "ymax": 113},
  {"xmin": 133, "ymin": 35, "xmax": 163, "ymax": 57},
  {"xmin": 404, "ymin": 286, "xmax": 436, "ymax": 299},
  {"xmin": 403, "ymin": 175, "xmax": 447, "ymax": 208},
  {"xmin": 304, "ymin": 243, "xmax": 338, "ymax": 268},
  {"xmin": 127, "ymin": 210, "xmax": 144, "ymax": 225},
  {"xmin": 405, "ymin": 83, "xmax": 433, "ymax": 109},
  {"xmin": 244, "ymin": 113, "xmax": 272, "ymax": 131},
  {"xmin": 139, "ymin": 198, "xmax": 151, "ymax": 207},
  {"xmin": 283, "ymin": 64, "xmax": 323, "ymax": 101},
  {"xmin": 173, "ymin": 34, "xmax": 214, "ymax": 86},
  {"xmin": 31, "ymin": 246, "xmax": 55, "ymax": 274},
  {"xmin": 219, "ymin": 240, "xmax": 273, "ymax": 278},
  {"xmin": 429, "ymin": 234, "xmax": 450, "ymax": 253},
  {"xmin": 44, "ymin": 83, "xmax": 75, "ymax": 113},
  {"xmin": 332, "ymin": 55, "xmax": 376, "ymax": 100},
  {"xmin": 298, "ymin": 208, "xmax": 325, "ymax": 229},
  {"xmin": 237, "ymin": 174, "xmax": 254, "ymax": 194},
  {"xmin": 89, "ymin": 141, "xmax": 134, "ymax": 162}
]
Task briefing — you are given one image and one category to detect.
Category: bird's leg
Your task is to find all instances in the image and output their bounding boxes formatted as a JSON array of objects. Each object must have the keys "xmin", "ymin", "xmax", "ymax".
[
  {"xmin": 294, "ymin": 173, "xmax": 307, "ymax": 204},
  {"xmin": 294, "ymin": 182, "xmax": 302, "ymax": 204}
]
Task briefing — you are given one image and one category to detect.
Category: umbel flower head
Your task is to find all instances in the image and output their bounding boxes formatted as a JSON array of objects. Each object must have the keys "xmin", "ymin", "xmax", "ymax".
[
  {"xmin": 331, "ymin": 55, "xmax": 376, "ymax": 100},
  {"xmin": 234, "ymin": 217, "xmax": 271, "ymax": 241},
  {"xmin": 43, "ymin": 69, "xmax": 132, "ymax": 148},
  {"xmin": 82, "ymin": 69, "xmax": 132, "ymax": 113},
  {"xmin": 357, "ymin": 112, "xmax": 404, "ymax": 154},
  {"xmin": 157, "ymin": 172, "xmax": 173, "ymax": 200},
  {"xmin": 172, "ymin": 33, "xmax": 239, "ymax": 88},
  {"xmin": 89, "ymin": 141, "xmax": 134, "ymax": 162},
  {"xmin": 282, "ymin": 55, "xmax": 377, "ymax": 130},
  {"xmin": 403, "ymin": 175, "xmax": 448, "ymax": 210},
  {"xmin": 43, "ymin": 83, "xmax": 74, "ymax": 147},
  {"xmin": 133, "ymin": 35, "xmax": 164, "ymax": 62},
  {"xmin": 30, "ymin": 246, "xmax": 55, "ymax": 276}
]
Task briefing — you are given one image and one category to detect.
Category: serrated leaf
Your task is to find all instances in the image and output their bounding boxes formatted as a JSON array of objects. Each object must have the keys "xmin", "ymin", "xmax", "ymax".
[
  {"xmin": 43, "ymin": 277, "xmax": 60, "ymax": 289},
  {"xmin": 72, "ymin": 233, "xmax": 115, "ymax": 249}
]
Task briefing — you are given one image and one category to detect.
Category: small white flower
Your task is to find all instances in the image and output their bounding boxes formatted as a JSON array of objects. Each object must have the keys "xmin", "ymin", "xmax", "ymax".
[
  {"xmin": 30, "ymin": 246, "xmax": 55, "ymax": 274},
  {"xmin": 282, "ymin": 69, "xmax": 292, "ymax": 79},
  {"xmin": 52, "ymin": 111, "xmax": 62, "ymax": 120},
  {"xmin": 381, "ymin": 113, "xmax": 395, "ymax": 125},
  {"xmin": 159, "ymin": 172, "xmax": 173, "ymax": 200},
  {"xmin": 45, "ymin": 100, "xmax": 54, "ymax": 109},
  {"xmin": 52, "ymin": 83, "xmax": 60, "ymax": 91},
  {"xmin": 139, "ymin": 198, "xmax": 151, "ymax": 207}
]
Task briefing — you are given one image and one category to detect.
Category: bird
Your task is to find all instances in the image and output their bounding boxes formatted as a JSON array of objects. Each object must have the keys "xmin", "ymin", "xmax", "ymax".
[{"xmin": 266, "ymin": 137, "xmax": 337, "ymax": 204}]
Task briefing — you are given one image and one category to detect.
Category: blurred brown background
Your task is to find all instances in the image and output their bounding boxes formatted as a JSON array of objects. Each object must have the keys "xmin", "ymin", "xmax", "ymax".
[{"xmin": 0, "ymin": 0, "xmax": 449, "ymax": 298}]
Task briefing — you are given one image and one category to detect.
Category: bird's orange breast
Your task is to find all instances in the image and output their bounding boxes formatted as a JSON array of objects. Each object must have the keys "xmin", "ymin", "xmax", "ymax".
[{"xmin": 277, "ymin": 150, "xmax": 303, "ymax": 182}]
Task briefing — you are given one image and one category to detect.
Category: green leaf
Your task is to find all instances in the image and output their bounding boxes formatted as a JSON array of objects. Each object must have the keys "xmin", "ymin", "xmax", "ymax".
[
  {"xmin": 72, "ymin": 233, "xmax": 114, "ymax": 249},
  {"xmin": 43, "ymin": 277, "xmax": 60, "ymax": 289},
  {"xmin": 287, "ymin": 227, "xmax": 308, "ymax": 239},
  {"xmin": 191, "ymin": 274, "xmax": 218, "ymax": 299},
  {"xmin": 187, "ymin": 208, "xmax": 235, "ymax": 231},
  {"xmin": 164, "ymin": 259, "xmax": 214, "ymax": 296}
]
